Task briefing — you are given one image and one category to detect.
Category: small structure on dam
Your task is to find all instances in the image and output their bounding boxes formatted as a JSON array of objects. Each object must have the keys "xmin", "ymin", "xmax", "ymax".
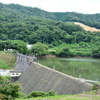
[{"xmin": 11, "ymin": 53, "xmax": 92, "ymax": 95}]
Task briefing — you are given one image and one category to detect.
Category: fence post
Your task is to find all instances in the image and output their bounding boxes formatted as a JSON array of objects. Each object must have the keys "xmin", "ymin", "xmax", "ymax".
[
  {"xmin": 79, "ymin": 73, "xmax": 81, "ymax": 80},
  {"xmin": 97, "ymin": 78, "xmax": 98, "ymax": 83}
]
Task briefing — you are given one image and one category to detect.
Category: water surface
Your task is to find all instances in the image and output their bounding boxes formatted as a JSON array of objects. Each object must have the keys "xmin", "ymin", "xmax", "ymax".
[{"xmin": 37, "ymin": 57, "xmax": 100, "ymax": 81}]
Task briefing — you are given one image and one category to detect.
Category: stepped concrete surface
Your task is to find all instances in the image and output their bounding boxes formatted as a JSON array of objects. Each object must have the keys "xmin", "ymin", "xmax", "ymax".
[
  {"xmin": 14, "ymin": 53, "xmax": 33, "ymax": 71},
  {"xmin": 18, "ymin": 62, "xmax": 92, "ymax": 95}
]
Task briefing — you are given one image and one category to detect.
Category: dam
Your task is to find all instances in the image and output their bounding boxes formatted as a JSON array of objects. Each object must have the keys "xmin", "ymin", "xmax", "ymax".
[{"xmin": 11, "ymin": 53, "xmax": 92, "ymax": 95}]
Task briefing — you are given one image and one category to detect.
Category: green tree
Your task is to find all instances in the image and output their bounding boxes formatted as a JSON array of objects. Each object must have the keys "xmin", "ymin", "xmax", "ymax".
[
  {"xmin": 0, "ymin": 75, "xmax": 21, "ymax": 99},
  {"xmin": 31, "ymin": 42, "xmax": 48, "ymax": 56},
  {"xmin": 17, "ymin": 40, "xmax": 28, "ymax": 54},
  {"xmin": 57, "ymin": 47, "xmax": 70, "ymax": 56},
  {"xmin": 92, "ymin": 47, "xmax": 100, "ymax": 57}
]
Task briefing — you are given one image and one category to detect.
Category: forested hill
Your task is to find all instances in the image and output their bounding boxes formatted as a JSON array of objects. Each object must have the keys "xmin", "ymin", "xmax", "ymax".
[
  {"xmin": 0, "ymin": 3, "xmax": 56, "ymax": 22},
  {"xmin": 1, "ymin": 3, "xmax": 100, "ymax": 29},
  {"xmin": 1, "ymin": 2, "xmax": 100, "ymax": 47}
]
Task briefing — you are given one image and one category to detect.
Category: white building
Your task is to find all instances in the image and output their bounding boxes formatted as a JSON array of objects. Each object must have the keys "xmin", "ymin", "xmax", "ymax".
[{"xmin": 27, "ymin": 44, "xmax": 33, "ymax": 49}]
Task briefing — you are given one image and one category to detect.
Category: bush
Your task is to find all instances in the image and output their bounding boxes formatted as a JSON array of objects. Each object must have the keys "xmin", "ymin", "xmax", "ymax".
[
  {"xmin": 56, "ymin": 47, "xmax": 70, "ymax": 56},
  {"xmin": 48, "ymin": 51, "xmax": 56, "ymax": 55},
  {"xmin": 27, "ymin": 91, "xmax": 45, "ymax": 98},
  {"xmin": 92, "ymin": 47, "xmax": 100, "ymax": 57},
  {"xmin": 49, "ymin": 91, "xmax": 55, "ymax": 96},
  {"xmin": 4, "ymin": 76, "xmax": 11, "ymax": 80},
  {"xmin": 44, "ymin": 92, "xmax": 49, "ymax": 97},
  {"xmin": 0, "ymin": 75, "xmax": 21, "ymax": 99},
  {"xmin": 31, "ymin": 42, "xmax": 48, "ymax": 56},
  {"xmin": 17, "ymin": 91, "xmax": 25, "ymax": 98},
  {"xmin": 27, "ymin": 91, "xmax": 56, "ymax": 98},
  {"xmin": 92, "ymin": 83, "xmax": 99, "ymax": 91}
]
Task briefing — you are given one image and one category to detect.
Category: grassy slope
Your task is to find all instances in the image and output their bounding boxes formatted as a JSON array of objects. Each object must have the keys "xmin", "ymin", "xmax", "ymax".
[
  {"xmin": 17, "ymin": 91, "xmax": 100, "ymax": 100},
  {"xmin": 0, "ymin": 51, "xmax": 16, "ymax": 69}
]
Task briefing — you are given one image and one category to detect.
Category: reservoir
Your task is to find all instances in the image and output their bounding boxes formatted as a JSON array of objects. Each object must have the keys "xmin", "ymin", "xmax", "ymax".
[{"xmin": 37, "ymin": 57, "xmax": 100, "ymax": 81}]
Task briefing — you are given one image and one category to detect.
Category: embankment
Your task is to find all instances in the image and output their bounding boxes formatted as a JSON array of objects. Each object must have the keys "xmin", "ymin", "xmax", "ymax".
[{"xmin": 18, "ymin": 61, "xmax": 92, "ymax": 95}]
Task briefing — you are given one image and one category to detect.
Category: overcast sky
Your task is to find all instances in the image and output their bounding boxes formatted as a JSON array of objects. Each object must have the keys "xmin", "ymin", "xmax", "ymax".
[{"xmin": 0, "ymin": 0, "xmax": 100, "ymax": 14}]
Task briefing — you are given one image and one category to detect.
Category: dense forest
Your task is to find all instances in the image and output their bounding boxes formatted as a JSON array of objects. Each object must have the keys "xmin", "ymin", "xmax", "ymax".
[
  {"xmin": 0, "ymin": 3, "xmax": 100, "ymax": 57},
  {"xmin": 1, "ymin": 3, "xmax": 100, "ymax": 29}
]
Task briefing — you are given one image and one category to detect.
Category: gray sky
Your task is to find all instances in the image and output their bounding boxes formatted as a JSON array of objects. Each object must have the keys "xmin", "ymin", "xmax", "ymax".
[{"xmin": 0, "ymin": 0, "xmax": 100, "ymax": 14}]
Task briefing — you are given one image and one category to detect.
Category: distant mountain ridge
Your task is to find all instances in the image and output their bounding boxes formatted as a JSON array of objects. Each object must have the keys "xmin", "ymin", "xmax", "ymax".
[{"xmin": 0, "ymin": 3, "xmax": 100, "ymax": 29}]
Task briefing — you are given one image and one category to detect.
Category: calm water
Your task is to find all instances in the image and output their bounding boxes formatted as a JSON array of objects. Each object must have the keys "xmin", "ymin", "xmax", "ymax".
[{"xmin": 37, "ymin": 57, "xmax": 100, "ymax": 81}]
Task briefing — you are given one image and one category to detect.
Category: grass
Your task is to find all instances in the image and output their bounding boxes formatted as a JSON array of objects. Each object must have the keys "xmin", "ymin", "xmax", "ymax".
[
  {"xmin": 0, "ymin": 51, "xmax": 16, "ymax": 69},
  {"xmin": 16, "ymin": 91, "xmax": 100, "ymax": 100}
]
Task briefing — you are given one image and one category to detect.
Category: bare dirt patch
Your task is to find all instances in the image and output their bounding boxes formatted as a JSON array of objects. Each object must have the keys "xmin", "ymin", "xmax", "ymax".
[{"xmin": 74, "ymin": 22, "xmax": 100, "ymax": 32}]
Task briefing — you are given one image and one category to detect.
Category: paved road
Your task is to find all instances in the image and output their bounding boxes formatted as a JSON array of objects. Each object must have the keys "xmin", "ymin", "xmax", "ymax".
[{"xmin": 0, "ymin": 69, "xmax": 10, "ymax": 76}]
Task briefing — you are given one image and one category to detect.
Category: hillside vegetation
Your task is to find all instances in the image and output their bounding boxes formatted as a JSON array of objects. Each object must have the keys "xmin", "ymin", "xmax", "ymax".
[
  {"xmin": 0, "ymin": 3, "xmax": 100, "ymax": 57},
  {"xmin": 1, "ymin": 3, "xmax": 100, "ymax": 29},
  {"xmin": 0, "ymin": 51, "xmax": 16, "ymax": 69}
]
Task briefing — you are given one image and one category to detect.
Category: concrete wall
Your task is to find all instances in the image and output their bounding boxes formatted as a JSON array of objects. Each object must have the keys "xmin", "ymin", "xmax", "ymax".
[
  {"xmin": 18, "ymin": 62, "xmax": 92, "ymax": 95},
  {"xmin": 14, "ymin": 53, "xmax": 33, "ymax": 71}
]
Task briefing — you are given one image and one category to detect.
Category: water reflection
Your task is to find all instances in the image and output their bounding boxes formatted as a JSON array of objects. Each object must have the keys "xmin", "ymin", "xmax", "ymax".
[
  {"xmin": 37, "ymin": 57, "xmax": 100, "ymax": 81},
  {"xmin": 59, "ymin": 58, "xmax": 100, "ymax": 62}
]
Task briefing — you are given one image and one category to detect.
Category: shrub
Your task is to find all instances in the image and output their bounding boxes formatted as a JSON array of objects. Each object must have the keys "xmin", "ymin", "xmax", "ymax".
[
  {"xmin": 27, "ymin": 91, "xmax": 56, "ymax": 98},
  {"xmin": 92, "ymin": 83, "xmax": 99, "ymax": 91},
  {"xmin": 56, "ymin": 47, "xmax": 70, "ymax": 56},
  {"xmin": 31, "ymin": 42, "xmax": 48, "ymax": 56},
  {"xmin": 92, "ymin": 47, "xmax": 100, "ymax": 57},
  {"xmin": 48, "ymin": 51, "xmax": 56, "ymax": 55},
  {"xmin": 4, "ymin": 76, "xmax": 11, "ymax": 80},
  {"xmin": 0, "ymin": 75, "xmax": 21, "ymax": 99},
  {"xmin": 27, "ymin": 91, "xmax": 45, "ymax": 98},
  {"xmin": 49, "ymin": 91, "xmax": 55, "ymax": 96},
  {"xmin": 44, "ymin": 92, "xmax": 49, "ymax": 97}
]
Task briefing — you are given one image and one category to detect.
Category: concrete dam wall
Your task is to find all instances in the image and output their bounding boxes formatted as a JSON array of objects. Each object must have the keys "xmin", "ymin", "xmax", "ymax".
[
  {"xmin": 16, "ymin": 56, "xmax": 92, "ymax": 95},
  {"xmin": 14, "ymin": 53, "xmax": 33, "ymax": 71}
]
